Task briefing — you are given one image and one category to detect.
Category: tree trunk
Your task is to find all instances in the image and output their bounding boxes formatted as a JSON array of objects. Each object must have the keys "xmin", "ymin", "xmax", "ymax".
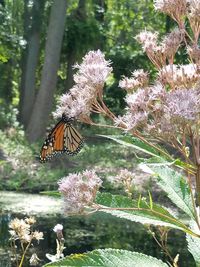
[
  {"xmin": 26, "ymin": 0, "xmax": 67, "ymax": 142},
  {"xmin": 65, "ymin": 47, "xmax": 76, "ymax": 90},
  {"xmin": 93, "ymin": 0, "xmax": 106, "ymax": 50},
  {"xmin": 0, "ymin": 59, "xmax": 13, "ymax": 103},
  {"xmin": 20, "ymin": 0, "xmax": 45, "ymax": 128},
  {"xmin": 19, "ymin": 0, "xmax": 31, "ymax": 123},
  {"xmin": 65, "ymin": 0, "xmax": 86, "ymax": 91}
]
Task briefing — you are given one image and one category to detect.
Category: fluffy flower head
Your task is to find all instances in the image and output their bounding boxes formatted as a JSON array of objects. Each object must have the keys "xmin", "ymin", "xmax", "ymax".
[
  {"xmin": 54, "ymin": 50, "xmax": 112, "ymax": 120},
  {"xmin": 74, "ymin": 50, "xmax": 112, "ymax": 87},
  {"xmin": 58, "ymin": 170, "xmax": 102, "ymax": 214},
  {"xmin": 119, "ymin": 69, "xmax": 149, "ymax": 92},
  {"xmin": 187, "ymin": 0, "xmax": 200, "ymax": 24},
  {"xmin": 9, "ymin": 217, "xmax": 43, "ymax": 244},
  {"xmin": 165, "ymin": 88, "xmax": 200, "ymax": 122},
  {"xmin": 161, "ymin": 28, "xmax": 183, "ymax": 61},
  {"xmin": 9, "ymin": 218, "xmax": 31, "ymax": 243},
  {"xmin": 136, "ymin": 31, "xmax": 158, "ymax": 52},
  {"xmin": 154, "ymin": 0, "xmax": 187, "ymax": 23},
  {"xmin": 159, "ymin": 64, "xmax": 200, "ymax": 88},
  {"xmin": 32, "ymin": 231, "xmax": 44, "ymax": 241}
]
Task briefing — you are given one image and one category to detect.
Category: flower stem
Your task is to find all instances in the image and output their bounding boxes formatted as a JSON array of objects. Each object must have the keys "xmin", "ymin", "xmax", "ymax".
[
  {"xmin": 196, "ymin": 165, "xmax": 200, "ymax": 208},
  {"xmin": 18, "ymin": 240, "xmax": 32, "ymax": 267}
]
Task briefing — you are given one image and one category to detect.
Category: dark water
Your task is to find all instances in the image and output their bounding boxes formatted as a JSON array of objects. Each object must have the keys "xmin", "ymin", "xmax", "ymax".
[{"xmin": 0, "ymin": 192, "xmax": 196, "ymax": 267}]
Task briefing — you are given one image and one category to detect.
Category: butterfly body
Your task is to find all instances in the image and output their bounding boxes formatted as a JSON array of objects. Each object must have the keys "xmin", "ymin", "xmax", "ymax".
[{"xmin": 40, "ymin": 114, "xmax": 83, "ymax": 162}]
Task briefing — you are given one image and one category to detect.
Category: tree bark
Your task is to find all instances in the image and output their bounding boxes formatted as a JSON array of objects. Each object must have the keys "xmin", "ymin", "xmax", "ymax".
[
  {"xmin": 19, "ymin": 0, "xmax": 31, "ymax": 123},
  {"xmin": 20, "ymin": 0, "xmax": 45, "ymax": 128},
  {"xmin": 65, "ymin": 0, "xmax": 86, "ymax": 91},
  {"xmin": 93, "ymin": 0, "xmax": 106, "ymax": 50},
  {"xmin": 65, "ymin": 50, "xmax": 76, "ymax": 90},
  {"xmin": 26, "ymin": 0, "xmax": 67, "ymax": 142}
]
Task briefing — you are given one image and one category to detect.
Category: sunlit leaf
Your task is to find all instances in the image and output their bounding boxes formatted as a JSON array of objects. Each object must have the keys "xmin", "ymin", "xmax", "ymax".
[
  {"xmin": 98, "ymin": 134, "xmax": 172, "ymax": 160},
  {"xmin": 186, "ymin": 221, "xmax": 200, "ymax": 266},
  {"xmin": 146, "ymin": 165, "xmax": 195, "ymax": 220},
  {"xmin": 44, "ymin": 249, "xmax": 169, "ymax": 267},
  {"xmin": 95, "ymin": 193, "xmax": 197, "ymax": 236}
]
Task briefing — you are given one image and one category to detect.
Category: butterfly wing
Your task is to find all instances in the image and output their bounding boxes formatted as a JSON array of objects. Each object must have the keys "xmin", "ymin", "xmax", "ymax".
[
  {"xmin": 63, "ymin": 124, "xmax": 84, "ymax": 155},
  {"xmin": 40, "ymin": 119, "xmax": 65, "ymax": 162},
  {"xmin": 40, "ymin": 119, "xmax": 83, "ymax": 162}
]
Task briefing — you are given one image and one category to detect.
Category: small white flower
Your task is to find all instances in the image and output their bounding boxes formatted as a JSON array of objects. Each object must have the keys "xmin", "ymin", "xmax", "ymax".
[
  {"xmin": 30, "ymin": 253, "xmax": 41, "ymax": 266},
  {"xmin": 32, "ymin": 231, "xmax": 44, "ymax": 241},
  {"xmin": 53, "ymin": 224, "xmax": 63, "ymax": 233}
]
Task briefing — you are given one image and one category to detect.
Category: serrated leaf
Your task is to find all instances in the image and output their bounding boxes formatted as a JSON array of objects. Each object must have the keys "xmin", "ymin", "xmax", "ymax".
[
  {"xmin": 147, "ymin": 165, "xmax": 195, "ymax": 220},
  {"xmin": 186, "ymin": 221, "xmax": 200, "ymax": 267},
  {"xmin": 95, "ymin": 193, "xmax": 197, "ymax": 236},
  {"xmin": 44, "ymin": 249, "xmax": 169, "ymax": 267}
]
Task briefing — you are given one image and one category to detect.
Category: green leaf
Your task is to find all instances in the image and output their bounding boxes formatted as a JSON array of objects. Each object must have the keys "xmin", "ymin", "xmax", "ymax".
[
  {"xmin": 97, "ymin": 134, "xmax": 172, "ymax": 161},
  {"xmin": 0, "ymin": 54, "xmax": 8, "ymax": 62},
  {"xmin": 173, "ymin": 159, "xmax": 196, "ymax": 173},
  {"xmin": 148, "ymin": 191, "xmax": 153, "ymax": 210},
  {"xmin": 44, "ymin": 249, "xmax": 169, "ymax": 267},
  {"xmin": 146, "ymin": 165, "xmax": 195, "ymax": 220},
  {"xmin": 98, "ymin": 135, "xmax": 196, "ymax": 174},
  {"xmin": 187, "ymin": 222, "xmax": 200, "ymax": 267},
  {"xmin": 95, "ymin": 193, "xmax": 197, "ymax": 236}
]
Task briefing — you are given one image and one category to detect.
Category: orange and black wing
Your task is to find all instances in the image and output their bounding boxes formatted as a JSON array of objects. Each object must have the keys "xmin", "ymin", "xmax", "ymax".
[
  {"xmin": 40, "ymin": 119, "xmax": 83, "ymax": 162},
  {"xmin": 63, "ymin": 124, "xmax": 84, "ymax": 155},
  {"xmin": 40, "ymin": 119, "xmax": 65, "ymax": 162}
]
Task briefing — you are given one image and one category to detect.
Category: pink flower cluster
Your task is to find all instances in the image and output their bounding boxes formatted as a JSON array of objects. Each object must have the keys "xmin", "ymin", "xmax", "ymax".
[
  {"xmin": 136, "ymin": 28, "xmax": 183, "ymax": 67},
  {"xmin": 159, "ymin": 64, "xmax": 200, "ymax": 88},
  {"xmin": 52, "ymin": 0, "xmax": 200, "ymax": 148},
  {"xmin": 154, "ymin": 0, "xmax": 187, "ymax": 24},
  {"xmin": 115, "ymin": 81, "xmax": 200, "ymax": 136},
  {"xmin": 58, "ymin": 170, "xmax": 102, "ymax": 214},
  {"xmin": 119, "ymin": 69, "xmax": 149, "ymax": 92},
  {"xmin": 54, "ymin": 50, "xmax": 112, "ymax": 120}
]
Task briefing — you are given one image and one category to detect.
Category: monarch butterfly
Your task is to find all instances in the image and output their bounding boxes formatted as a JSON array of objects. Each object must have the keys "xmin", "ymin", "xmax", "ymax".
[{"xmin": 40, "ymin": 114, "xmax": 83, "ymax": 162}]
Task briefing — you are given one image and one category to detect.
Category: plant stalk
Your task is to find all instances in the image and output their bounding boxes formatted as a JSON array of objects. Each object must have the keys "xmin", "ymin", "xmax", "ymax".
[
  {"xmin": 196, "ymin": 165, "xmax": 200, "ymax": 208},
  {"xmin": 18, "ymin": 240, "xmax": 32, "ymax": 267}
]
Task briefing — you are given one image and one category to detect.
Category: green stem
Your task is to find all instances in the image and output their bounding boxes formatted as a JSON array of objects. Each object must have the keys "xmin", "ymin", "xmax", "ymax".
[
  {"xmin": 18, "ymin": 240, "xmax": 32, "ymax": 267},
  {"xmin": 196, "ymin": 165, "xmax": 200, "ymax": 208},
  {"xmin": 134, "ymin": 131, "xmax": 174, "ymax": 161}
]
